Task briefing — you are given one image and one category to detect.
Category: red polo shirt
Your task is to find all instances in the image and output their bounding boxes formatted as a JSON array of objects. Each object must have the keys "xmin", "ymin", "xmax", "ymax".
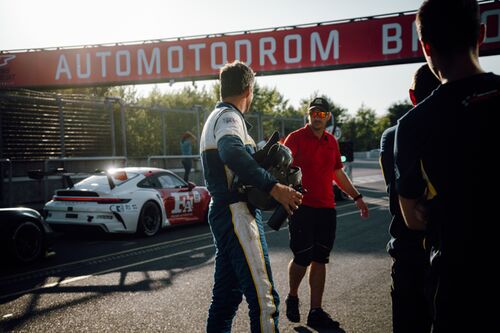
[{"xmin": 284, "ymin": 125, "xmax": 343, "ymax": 208}]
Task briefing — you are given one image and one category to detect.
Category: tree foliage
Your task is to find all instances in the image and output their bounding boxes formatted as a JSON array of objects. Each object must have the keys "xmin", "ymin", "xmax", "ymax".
[
  {"xmin": 47, "ymin": 79, "xmax": 410, "ymax": 156},
  {"xmin": 343, "ymin": 105, "xmax": 379, "ymax": 151},
  {"xmin": 386, "ymin": 100, "xmax": 413, "ymax": 127}
]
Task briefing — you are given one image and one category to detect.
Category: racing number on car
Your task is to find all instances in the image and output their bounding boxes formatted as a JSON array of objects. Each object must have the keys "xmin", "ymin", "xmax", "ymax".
[{"xmin": 170, "ymin": 192, "xmax": 194, "ymax": 214}]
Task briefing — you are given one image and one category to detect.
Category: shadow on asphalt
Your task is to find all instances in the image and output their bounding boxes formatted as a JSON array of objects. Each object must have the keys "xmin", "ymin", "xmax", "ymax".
[
  {"xmin": 265, "ymin": 185, "xmax": 390, "ymax": 255},
  {"xmin": 0, "ymin": 223, "xmax": 215, "ymax": 332},
  {"xmin": 294, "ymin": 325, "xmax": 346, "ymax": 332}
]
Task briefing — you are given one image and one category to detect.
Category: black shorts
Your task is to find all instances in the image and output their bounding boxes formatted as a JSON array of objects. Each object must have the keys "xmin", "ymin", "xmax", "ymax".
[{"xmin": 288, "ymin": 205, "xmax": 337, "ymax": 266}]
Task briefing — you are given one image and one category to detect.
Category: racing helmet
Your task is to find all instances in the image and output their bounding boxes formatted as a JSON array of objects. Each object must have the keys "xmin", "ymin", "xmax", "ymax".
[{"xmin": 247, "ymin": 144, "xmax": 301, "ymax": 210}]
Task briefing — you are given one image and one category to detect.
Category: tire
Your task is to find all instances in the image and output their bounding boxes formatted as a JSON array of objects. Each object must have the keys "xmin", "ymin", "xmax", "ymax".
[
  {"xmin": 137, "ymin": 201, "xmax": 162, "ymax": 237},
  {"xmin": 10, "ymin": 221, "xmax": 43, "ymax": 263}
]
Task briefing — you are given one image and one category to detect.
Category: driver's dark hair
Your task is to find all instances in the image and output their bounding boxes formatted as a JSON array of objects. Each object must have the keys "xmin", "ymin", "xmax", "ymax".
[
  {"xmin": 417, "ymin": 0, "xmax": 480, "ymax": 57},
  {"xmin": 412, "ymin": 64, "xmax": 441, "ymax": 104},
  {"xmin": 219, "ymin": 61, "xmax": 255, "ymax": 99}
]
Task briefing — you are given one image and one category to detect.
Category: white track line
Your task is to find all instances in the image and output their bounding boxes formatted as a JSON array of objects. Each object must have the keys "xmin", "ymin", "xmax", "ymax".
[{"xmin": 1, "ymin": 196, "xmax": 388, "ymax": 300}]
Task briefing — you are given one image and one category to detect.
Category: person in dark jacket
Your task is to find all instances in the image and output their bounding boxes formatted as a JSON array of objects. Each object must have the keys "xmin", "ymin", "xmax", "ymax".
[
  {"xmin": 395, "ymin": 1, "xmax": 500, "ymax": 331},
  {"xmin": 380, "ymin": 63, "xmax": 440, "ymax": 333}
]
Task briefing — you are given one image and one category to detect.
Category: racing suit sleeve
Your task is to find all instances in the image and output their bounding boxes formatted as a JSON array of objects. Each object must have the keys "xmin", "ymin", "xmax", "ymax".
[{"xmin": 215, "ymin": 111, "xmax": 277, "ymax": 193}]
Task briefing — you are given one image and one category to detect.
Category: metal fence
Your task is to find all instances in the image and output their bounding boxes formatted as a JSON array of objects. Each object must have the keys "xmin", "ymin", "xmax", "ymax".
[
  {"xmin": 0, "ymin": 89, "xmax": 304, "ymax": 206},
  {"xmin": 0, "ymin": 90, "xmax": 303, "ymax": 164}
]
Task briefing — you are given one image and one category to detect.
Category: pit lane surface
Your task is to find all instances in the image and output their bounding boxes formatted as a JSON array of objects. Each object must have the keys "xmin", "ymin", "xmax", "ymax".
[{"xmin": 1, "ymin": 161, "xmax": 391, "ymax": 333}]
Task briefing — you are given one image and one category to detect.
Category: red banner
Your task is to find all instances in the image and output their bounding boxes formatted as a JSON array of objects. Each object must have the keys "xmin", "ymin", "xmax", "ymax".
[{"xmin": 1, "ymin": 2, "xmax": 499, "ymax": 89}]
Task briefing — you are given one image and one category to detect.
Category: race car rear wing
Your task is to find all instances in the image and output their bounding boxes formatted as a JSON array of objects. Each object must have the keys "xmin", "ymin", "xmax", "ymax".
[{"xmin": 27, "ymin": 168, "xmax": 115, "ymax": 190}]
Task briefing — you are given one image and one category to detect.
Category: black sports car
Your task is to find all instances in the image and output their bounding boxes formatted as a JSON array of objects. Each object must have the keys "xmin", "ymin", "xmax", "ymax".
[{"xmin": 0, "ymin": 207, "xmax": 55, "ymax": 264}]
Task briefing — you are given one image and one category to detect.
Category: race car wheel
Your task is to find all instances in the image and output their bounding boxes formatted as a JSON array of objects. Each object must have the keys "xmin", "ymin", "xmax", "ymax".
[
  {"xmin": 137, "ymin": 201, "xmax": 161, "ymax": 237},
  {"xmin": 10, "ymin": 221, "xmax": 43, "ymax": 263}
]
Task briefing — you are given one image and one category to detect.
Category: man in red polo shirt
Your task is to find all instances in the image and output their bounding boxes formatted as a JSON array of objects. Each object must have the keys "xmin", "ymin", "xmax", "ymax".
[{"xmin": 283, "ymin": 97, "xmax": 369, "ymax": 329}]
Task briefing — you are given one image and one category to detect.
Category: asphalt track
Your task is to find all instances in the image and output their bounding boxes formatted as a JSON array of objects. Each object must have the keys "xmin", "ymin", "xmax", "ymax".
[{"xmin": 0, "ymin": 162, "xmax": 392, "ymax": 332}]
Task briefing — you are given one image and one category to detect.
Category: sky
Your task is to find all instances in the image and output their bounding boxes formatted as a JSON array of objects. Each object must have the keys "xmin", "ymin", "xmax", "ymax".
[{"xmin": 1, "ymin": 0, "xmax": 499, "ymax": 115}]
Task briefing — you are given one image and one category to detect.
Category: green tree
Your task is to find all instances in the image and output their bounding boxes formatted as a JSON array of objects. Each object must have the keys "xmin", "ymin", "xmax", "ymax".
[
  {"xmin": 248, "ymin": 83, "xmax": 302, "ymax": 139},
  {"xmin": 366, "ymin": 100, "xmax": 413, "ymax": 152},
  {"xmin": 47, "ymin": 86, "xmax": 114, "ymax": 97},
  {"xmin": 343, "ymin": 105, "xmax": 379, "ymax": 151},
  {"xmin": 386, "ymin": 100, "xmax": 413, "ymax": 127},
  {"xmin": 373, "ymin": 116, "xmax": 391, "ymax": 144},
  {"xmin": 126, "ymin": 85, "xmax": 216, "ymax": 156},
  {"xmin": 107, "ymin": 86, "xmax": 140, "ymax": 104}
]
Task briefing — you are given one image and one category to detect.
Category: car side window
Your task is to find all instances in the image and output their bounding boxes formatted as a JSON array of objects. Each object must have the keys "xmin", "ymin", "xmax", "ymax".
[
  {"xmin": 137, "ymin": 176, "xmax": 161, "ymax": 189},
  {"xmin": 158, "ymin": 173, "xmax": 187, "ymax": 189}
]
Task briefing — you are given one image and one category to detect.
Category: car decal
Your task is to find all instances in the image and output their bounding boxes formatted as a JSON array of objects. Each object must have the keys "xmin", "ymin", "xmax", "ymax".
[
  {"xmin": 110, "ymin": 205, "xmax": 123, "ymax": 213},
  {"xmin": 110, "ymin": 204, "xmax": 138, "ymax": 213},
  {"xmin": 193, "ymin": 191, "xmax": 201, "ymax": 203},
  {"xmin": 170, "ymin": 192, "xmax": 194, "ymax": 214}
]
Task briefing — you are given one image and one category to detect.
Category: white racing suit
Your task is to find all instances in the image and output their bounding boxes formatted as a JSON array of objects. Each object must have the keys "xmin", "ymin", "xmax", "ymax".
[{"xmin": 200, "ymin": 102, "xmax": 279, "ymax": 333}]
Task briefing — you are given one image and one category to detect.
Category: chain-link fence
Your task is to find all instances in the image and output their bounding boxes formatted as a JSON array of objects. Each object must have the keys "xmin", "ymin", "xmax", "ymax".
[
  {"xmin": 0, "ymin": 90, "xmax": 303, "ymax": 165},
  {"xmin": 0, "ymin": 90, "xmax": 304, "ymax": 206}
]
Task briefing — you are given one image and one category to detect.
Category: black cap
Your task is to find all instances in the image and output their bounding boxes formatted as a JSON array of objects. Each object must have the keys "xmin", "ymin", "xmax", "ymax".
[{"xmin": 308, "ymin": 97, "xmax": 330, "ymax": 113}]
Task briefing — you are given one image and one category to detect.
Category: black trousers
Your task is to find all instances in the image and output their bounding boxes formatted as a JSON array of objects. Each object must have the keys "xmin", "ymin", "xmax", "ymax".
[{"xmin": 391, "ymin": 252, "xmax": 432, "ymax": 333}]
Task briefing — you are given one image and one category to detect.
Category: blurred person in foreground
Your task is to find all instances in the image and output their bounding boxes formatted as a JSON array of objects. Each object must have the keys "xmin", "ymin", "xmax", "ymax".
[
  {"xmin": 380, "ymin": 63, "xmax": 440, "ymax": 333},
  {"xmin": 395, "ymin": 0, "xmax": 499, "ymax": 331}
]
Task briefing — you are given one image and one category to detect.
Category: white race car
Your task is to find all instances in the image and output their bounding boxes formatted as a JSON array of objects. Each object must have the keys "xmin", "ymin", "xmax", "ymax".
[{"xmin": 43, "ymin": 167, "xmax": 211, "ymax": 237}]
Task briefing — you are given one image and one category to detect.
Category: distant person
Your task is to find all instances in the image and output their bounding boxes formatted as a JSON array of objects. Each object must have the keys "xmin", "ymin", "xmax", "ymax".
[
  {"xmin": 395, "ymin": 0, "xmax": 499, "ymax": 331},
  {"xmin": 283, "ymin": 97, "xmax": 369, "ymax": 329},
  {"xmin": 180, "ymin": 131, "xmax": 196, "ymax": 182},
  {"xmin": 380, "ymin": 63, "xmax": 440, "ymax": 333},
  {"xmin": 200, "ymin": 60, "xmax": 302, "ymax": 332}
]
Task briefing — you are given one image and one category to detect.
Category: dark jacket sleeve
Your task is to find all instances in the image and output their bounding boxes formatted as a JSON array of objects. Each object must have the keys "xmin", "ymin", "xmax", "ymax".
[
  {"xmin": 395, "ymin": 113, "xmax": 427, "ymax": 199},
  {"xmin": 218, "ymin": 135, "xmax": 277, "ymax": 193},
  {"xmin": 380, "ymin": 126, "xmax": 395, "ymax": 192}
]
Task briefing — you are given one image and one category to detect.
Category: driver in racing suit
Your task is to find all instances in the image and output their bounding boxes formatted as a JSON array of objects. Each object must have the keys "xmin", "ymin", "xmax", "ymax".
[{"xmin": 200, "ymin": 60, "xmax": 303, "ymax": 333}]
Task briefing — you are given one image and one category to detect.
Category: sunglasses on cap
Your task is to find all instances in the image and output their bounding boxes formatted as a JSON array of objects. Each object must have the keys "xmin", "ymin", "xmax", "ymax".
[{"xmin": 309, "ymin": 110, "xmax": 328, "ymax": 119}]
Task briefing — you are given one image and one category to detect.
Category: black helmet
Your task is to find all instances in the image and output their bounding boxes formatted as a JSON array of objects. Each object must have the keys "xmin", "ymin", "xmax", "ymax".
[{"xmin": 247, "ymin": 144, "xmax": 301, "ymax": 210}]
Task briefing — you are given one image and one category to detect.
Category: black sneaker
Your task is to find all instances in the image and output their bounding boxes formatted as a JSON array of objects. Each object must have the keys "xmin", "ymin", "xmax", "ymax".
[
  {"xmin": 285, "ymin": 295, "xmax": 300, "ymax": 322},
  {"xmin": 307, "ymin": 308, "xmax": 340, "ymax": 329}
]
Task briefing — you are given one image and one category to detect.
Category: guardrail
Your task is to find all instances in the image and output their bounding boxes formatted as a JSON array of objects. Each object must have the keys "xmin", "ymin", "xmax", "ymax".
[
  {"xmin": 42, "ymin": 156, "xmax": 128, "ymax": 201},
  {"xmin": 0, "ymin": 158, "xmax": 13, "ymax": 207},
  {"xmin": 147, "ymin": 155, "xmax": 202, "ymax": 182},
  {"xmin": 146, "ymin": 154, "xmax": 199, "ymax": 167}
]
